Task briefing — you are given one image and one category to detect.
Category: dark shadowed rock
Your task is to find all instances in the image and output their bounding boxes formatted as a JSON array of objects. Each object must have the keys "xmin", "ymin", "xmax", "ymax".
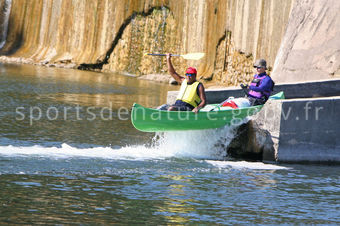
[
  {"xmin": 227, "ymin": 121, "xmax": 275, "ymax": 161},
  {"xmin": 227, "ymin": 100, "xmax": 282, "ymax": 161}
]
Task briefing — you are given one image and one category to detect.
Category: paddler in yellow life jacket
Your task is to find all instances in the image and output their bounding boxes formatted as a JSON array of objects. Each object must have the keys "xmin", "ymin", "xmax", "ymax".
[{"xmin": 166, "ymin": 53, "xmax": 206, "ymax": 113}]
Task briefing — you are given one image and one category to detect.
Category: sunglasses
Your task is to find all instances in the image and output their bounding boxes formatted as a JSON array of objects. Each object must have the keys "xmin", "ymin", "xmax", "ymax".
[
  {"xmin": 186, "ymin": 73, "xmax": 196, "ymax": 76},
  {"xmin": 254, "ymin": 66, "xmax": 263, "ymax": 69}
]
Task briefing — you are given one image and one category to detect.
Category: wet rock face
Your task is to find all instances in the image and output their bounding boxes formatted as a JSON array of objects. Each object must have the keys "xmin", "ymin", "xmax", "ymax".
[
  {"xmin": 227, "ymin": 121, "xmax": 274, "ymax": 160},
  {"xmin": 226, "ymin": 100, "xmax": 282, "ymax": 161},
  {"xmin": 227, "ymin": 122, "xmax": 260, "ymax": 159},
  {"xmin": 0, "ymin": 0, "xmax": 293, "ymax": 86},
  {"xmin": 0, "ymin": 0, "xmax": 11, "ymax": 49},
  {"xmin": 272, "ymin": 0, "xmax": 340, "ymax": 83},
  {"xmin": 3, "ymin": 0, "xmax": 340, "ymax": 84}
]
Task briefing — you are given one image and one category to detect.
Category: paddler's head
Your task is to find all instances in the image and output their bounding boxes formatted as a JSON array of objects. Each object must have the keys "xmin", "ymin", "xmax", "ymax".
[
  {"xmin": 253, "ymin": 59, "xmax": 267, "ymax": 74},
  {"xmin": 185, "ymin": 67, "xmax": 197, "ymax": 83}
]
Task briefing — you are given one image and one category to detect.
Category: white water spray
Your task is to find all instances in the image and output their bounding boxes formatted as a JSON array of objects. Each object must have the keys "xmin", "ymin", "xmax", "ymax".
[
  {"xmin": 0, "ymin": 122, "xmax": 289, "ymax": 170},
  {"xmin": 206, "ymin": 160, "xmax": 289, "ymax": 170},
  {"xmin": 152, "ymin": 124, "xmax": 239, "ymax": 159},
  {"xmin": 0, "ymin": 123, "xmax": 240, "ymax": 160}
]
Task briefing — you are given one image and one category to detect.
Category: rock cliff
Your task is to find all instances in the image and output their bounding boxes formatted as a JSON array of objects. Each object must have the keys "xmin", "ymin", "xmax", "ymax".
[
  {"xmin": 272, "ymin": 0, "xmax": 340, "ymax": 83},
  {"xmin": 0, "ymin": 0, "xmax": 294, "ymax": 85},
  {"xmin": 2, "ymin": 1, "xmax": 339, "ymax": 85}
]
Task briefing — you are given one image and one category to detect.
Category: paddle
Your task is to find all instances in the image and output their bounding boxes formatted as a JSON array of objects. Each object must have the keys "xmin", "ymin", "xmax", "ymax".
[
  {"xmin": 144, "ymin": 52, "xmax": 205, "ymax": 60},
  {"xmin": 209, "ymin": 102, "xmax": 224, "ymax": 112}
]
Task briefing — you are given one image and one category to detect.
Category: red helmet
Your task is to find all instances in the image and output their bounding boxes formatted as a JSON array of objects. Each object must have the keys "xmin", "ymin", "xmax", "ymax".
[{"xmin": 186, "ymin": 67, "xmax": 197, "ymax": 75}]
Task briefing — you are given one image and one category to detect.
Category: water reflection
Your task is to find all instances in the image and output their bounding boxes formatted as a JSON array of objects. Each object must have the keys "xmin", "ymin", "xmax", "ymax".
[
  {"xmin": 0, "ymin": 63, "xmax": 176, "ymax": 108},
  {"xmin": 0, "ymin": 63, "xmax": 177, "ymax": 146},
  {"xmin": 0, "ymin": 174, "xmax": 166, "ymax": 224},
  {"xmin": 246, "ymin": 171, "xmax": 278, "ymax": 189},
  {"xmin": 156, "ymin": 174, "xmax": 195, "ymax": 224}
]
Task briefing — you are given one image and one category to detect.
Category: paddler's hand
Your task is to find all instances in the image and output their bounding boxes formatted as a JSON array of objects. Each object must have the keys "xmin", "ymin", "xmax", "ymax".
[
  {"xmin": 240, "ymin": 84, "xmax": 248, "ymax": 89},
  {"xmin": 166, "ymin": 53, "xmax": 172, "ymax": 60},
  {"xmin": 192, "ymin": 107, "xmax": 200, "ymax": 114}
]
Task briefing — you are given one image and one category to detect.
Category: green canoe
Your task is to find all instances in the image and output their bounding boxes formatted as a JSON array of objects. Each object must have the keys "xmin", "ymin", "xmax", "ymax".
[{"xmin": 131, "ymin": 92, "xmax": 285, "ymax": 132}]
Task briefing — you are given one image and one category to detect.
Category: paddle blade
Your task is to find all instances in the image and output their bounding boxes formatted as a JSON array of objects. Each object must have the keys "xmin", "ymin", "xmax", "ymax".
[{"xmin": 181, "ymin": 52, "xmax": 205, "ymax": 60}]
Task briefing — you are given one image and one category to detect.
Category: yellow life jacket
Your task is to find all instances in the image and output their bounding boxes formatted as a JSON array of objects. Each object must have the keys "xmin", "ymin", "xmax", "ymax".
[{"xmin": 176, "ymin": 80, "xmax": 201, "ymax": 107}]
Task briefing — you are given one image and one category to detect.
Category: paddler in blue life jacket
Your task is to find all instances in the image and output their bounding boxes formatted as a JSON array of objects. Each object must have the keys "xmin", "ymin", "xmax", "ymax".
[
  {"xmin": 241, "ymin": 59, "xmax": 275, "ymax": 106},
  {"xmin": 166, "ymin": 53, "xmax": 206, "ymax": 113}
]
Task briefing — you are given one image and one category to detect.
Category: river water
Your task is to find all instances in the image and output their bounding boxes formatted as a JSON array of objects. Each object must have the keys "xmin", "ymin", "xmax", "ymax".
[{"xmin": 0, "ymin": 63, "xmax": 339, "ymax": 224}]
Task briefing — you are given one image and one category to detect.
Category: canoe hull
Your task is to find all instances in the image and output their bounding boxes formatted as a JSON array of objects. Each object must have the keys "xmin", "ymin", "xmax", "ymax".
[
  {"xmin": 131, "ymin": 92, "xmax": 284, "ymax": 132},
  {"xmin": 131, "ymin": 104, "xmax": 263, "ymax": 132}
]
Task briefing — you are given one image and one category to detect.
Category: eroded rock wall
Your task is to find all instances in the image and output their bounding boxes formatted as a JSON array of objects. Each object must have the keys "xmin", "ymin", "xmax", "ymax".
[
  {"xmin": 0, "ymin": 0, "xmax": 11, "ymax": 49},
  {"xmin": 0, "ymin": 0, "xmax": 293, "ymax": 86}
]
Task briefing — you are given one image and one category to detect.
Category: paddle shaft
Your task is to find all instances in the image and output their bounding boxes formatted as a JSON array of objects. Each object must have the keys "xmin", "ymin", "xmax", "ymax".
[
  {"xmin": 146, "ymin": 53, "xmax": 180, "ymax": 57},
  {"xmin": 145, "ymin": 52, "xmax": 204, "ymax": 60}
]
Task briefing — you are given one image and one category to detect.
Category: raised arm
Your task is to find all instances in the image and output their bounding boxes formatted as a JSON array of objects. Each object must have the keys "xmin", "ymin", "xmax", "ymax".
[{"xmin": 167, "ymin": 53, "xmax": 184, "ymax": 83}]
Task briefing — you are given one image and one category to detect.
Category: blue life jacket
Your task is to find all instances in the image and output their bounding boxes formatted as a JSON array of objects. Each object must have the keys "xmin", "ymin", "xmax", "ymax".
[{"xmin": 248, "ymin": 73, "xmax": 274, "ymax": 99}]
